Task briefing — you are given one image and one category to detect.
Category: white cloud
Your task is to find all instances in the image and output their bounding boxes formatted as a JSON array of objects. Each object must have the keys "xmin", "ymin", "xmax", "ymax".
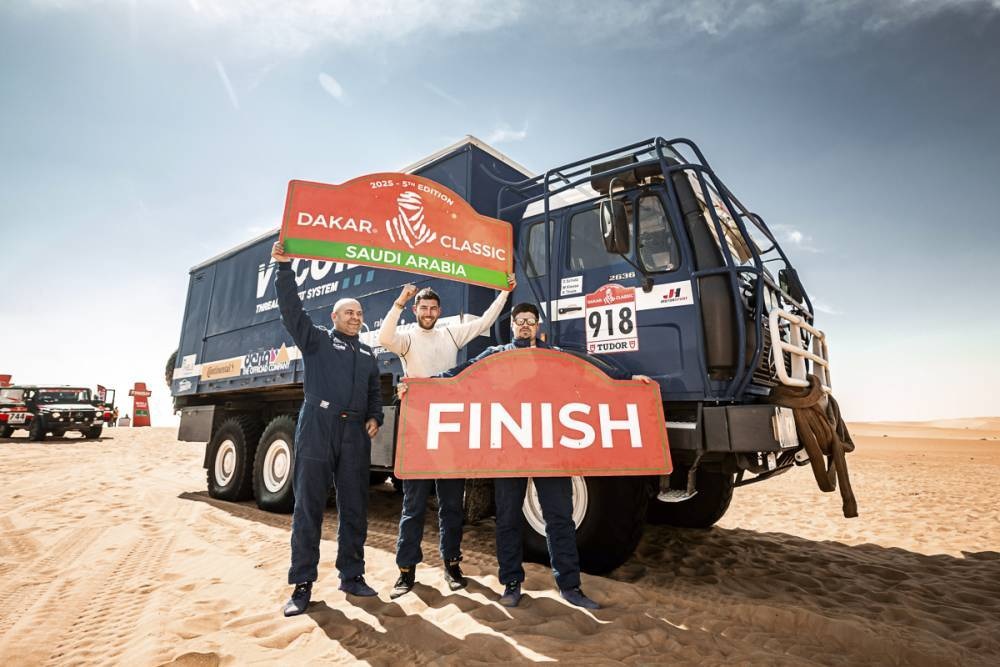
[
  {"xmin": 485, "ymin": 124, "xmax": 528, "ymax": 144},
  {"xmin": 213, "ymin": 57, "xmax": 239, "ymax": 110},
  {"xmin": 318, "ymin": 72, "xmax": 344, "ymax": 101},
  {"xmin": 812, "ymin": 298, "xmax": 842, "ymax": 316},
  {"xmin": 771, "ymin": 224, "xmax": 819, "ymax": 253}
]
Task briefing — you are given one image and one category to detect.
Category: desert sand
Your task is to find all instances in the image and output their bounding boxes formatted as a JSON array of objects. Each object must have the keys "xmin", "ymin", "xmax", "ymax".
[{"xmin": 0, "ymin": 420, "xmax": 997, "ymax": 665}]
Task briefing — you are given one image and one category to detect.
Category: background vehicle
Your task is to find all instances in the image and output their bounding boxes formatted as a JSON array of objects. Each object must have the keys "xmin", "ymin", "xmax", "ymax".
[
  {"xmin": 0, "ymin": 385, "xmax": 113, "ymax": 440},
  {"xmin": 171, "ymin": 136, "xmax": 830, "ymax": 572}
]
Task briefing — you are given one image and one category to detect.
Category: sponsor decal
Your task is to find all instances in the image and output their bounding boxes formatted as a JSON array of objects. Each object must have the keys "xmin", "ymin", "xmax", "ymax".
[
  {"xmin": 178, "ymin": 379, "xmax": 193, "ymax": 392},
  {"xmin": 585, "ymin": 284, "xmax": 639, "ymax": 355},
  {"xmin": 181, "ymin": 354, "xmax": 197, "ymax": 373},
  {"xmin": 279, "ymin": 174, "xmax": 513, "ymax": 290},
  {"xmin": 660, "ymin": 286, "xmax": 687, "ymax": 304},
  {"xmin": 200, "ymin": 358, "xmax": 242, "ymax": 381},
  {"xmin": 395, "ymin": 348, "xmax": 671, "ymax": 478},
  {"xmin": 241, "ymin": 344, "xmax": 292, "ymax": 376}
]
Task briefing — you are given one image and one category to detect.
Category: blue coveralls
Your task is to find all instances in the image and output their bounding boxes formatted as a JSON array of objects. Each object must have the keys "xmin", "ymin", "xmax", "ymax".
[
  {"xmin": 436, "ymin": 339, "xmax": 630, "ymax": 591},
  {"xmin": 275, "ymin": 262, "xmax": 383, "ymax": 585}
]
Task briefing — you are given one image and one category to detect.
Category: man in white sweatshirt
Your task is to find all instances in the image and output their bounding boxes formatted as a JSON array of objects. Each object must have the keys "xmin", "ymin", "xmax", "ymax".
[{"xmin": 378, "ymin": 278, "xmax": 513, "ymax": 598}]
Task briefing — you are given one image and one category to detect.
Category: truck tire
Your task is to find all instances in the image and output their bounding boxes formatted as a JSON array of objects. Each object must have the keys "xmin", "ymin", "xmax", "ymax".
[
  {"xmin": 253, "ymin": 415, "xmax": 296, "ymax": 513},
  {"xmin": 83, "ymin": 426, "xmax": 103, "ymax": 439},
  {"xmin": 207, "ymin": 416, "xmax": 261, "ymax": 502},
  {"xmin": 0, "ymin": 425, "xmax": 12, "ymax": 438},
  {"xmin": 647, "ymin": 467, "xmax": 734, "ymax": 528},
  {"xmin": 28, "ymin": 417, "xmax": 46, "ymax": 442},
  {"xmin": 463, "ymin": 479, "xmax": 494, "ymax": 524},
  {"xmin": 522, "ymin": 476, "xmax": 648, "ymax": 575}
]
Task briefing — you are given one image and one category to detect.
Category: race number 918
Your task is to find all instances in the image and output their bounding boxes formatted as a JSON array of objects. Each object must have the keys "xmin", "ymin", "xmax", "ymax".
[{"xmin": 588, "ymin": 307, "xmax": 634, "ymax": 338}]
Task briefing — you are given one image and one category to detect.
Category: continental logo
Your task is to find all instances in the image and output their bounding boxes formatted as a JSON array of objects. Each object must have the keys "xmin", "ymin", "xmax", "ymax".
[{"xmin": 200, "ymin": 358, "xmax": 242, "ymax": 381}]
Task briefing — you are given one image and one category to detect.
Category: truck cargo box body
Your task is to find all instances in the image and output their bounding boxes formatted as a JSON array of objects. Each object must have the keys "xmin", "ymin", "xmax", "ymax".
[{"xmin": 171, "ymin": 140, "xmax": 532, "ymax": 404}]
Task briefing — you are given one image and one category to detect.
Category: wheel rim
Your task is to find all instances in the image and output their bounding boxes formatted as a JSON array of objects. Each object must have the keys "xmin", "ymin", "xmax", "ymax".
[
  {"xmin": 523, "ymin": 476, "xmax": 589, "ymax": 537},
  {"xmin": 263, "ymin": 438, "xmax": 292, "ymax": 493},
  {"xmin": 214, "ymin": 439, "xmax": 237, "ymax": 487}
]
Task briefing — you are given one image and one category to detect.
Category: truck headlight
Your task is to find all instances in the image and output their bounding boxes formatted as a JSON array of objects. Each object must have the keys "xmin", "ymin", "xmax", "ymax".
[{"xmin": 52, "ymin": 411, "xmax": 61, "ymax": 418}]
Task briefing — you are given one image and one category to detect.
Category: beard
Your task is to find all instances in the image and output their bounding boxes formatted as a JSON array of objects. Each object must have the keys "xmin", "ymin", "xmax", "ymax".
[{"xmin": 418, "ymin": 316, "xmax": 438, "ymax": 330}]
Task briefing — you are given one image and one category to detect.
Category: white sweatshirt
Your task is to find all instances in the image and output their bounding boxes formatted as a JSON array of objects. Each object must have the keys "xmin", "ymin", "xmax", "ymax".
[{"xmin": 377, "ymin": 291, "xmax": 510, "ymax": 378}]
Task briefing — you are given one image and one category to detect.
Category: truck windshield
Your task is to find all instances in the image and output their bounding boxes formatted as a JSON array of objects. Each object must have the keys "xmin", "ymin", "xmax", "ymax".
[
  {"xmin": 36, "ymin": 389, "xmax": 91, "ymax": 404},
  {"xmin": 637, "ymin": 194, "xmax": 679, "ymax": 272}
]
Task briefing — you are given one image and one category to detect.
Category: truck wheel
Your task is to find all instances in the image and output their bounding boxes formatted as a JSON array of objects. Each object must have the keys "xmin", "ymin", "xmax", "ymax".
[
  {"xmin": 463, "ymin": 479, "xmax": 494, "ymax": 523},
  {"xmin": 647, "ymin": 467, "xmax": 734, "ymax": 528},
  {"xmin": 83, "ymin": 426, "xmax": 103, "ymax": 439},
  {"xmin": 253, "ymin": 415, "xmax": 296, "ymax": 513},
  {"xmin": 522, "ymin": 476, "xmax": 648, "ymax": 575},
  {"xmin": 0, "ymin": 425, "xmax": 12, "ymax": 438},
  {"xmin": 28, "ymin": 417, "xmax": 46, "ymax": 442},
  {"xmin": 207, "ymin": 416, "xmax": 261, "ymax": 502}
]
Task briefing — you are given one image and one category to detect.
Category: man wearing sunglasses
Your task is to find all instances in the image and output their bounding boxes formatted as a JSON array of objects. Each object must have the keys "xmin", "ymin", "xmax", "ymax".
[
  {"xmin": 378, "ymin": 275, "xmax": 514, "ymax": 599},
  {"xmin": 397, "ymin": 301, "xmax": 651, "ymax": 610}
]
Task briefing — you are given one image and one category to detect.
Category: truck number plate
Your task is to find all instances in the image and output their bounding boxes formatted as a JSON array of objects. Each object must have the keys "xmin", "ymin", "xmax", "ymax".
[
  {"xmin": 7, "ymin": 413, "xmax": 26, "ymax": 424},
  {"xmin": 584, "ymin": 284, "xmax": 639, "ymax": 355}
]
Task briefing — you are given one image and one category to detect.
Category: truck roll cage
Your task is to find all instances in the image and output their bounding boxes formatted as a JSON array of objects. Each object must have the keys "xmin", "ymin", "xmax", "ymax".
[{"xmin": 481, "ymin": 137, "xmax": 818, "ymax": 402}]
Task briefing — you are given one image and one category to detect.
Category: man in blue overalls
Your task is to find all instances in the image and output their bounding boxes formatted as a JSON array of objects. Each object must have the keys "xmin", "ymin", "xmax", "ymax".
[
  {"xmin": 272, "ymin": 242, "xmax": 384, "ymax": 617},
  {"xmin": 398, "ymin": 302, "xmax": 650, "ymax": 610}
]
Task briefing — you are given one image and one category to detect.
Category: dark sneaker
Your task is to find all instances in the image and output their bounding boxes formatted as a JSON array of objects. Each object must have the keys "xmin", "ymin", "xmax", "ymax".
[
  {"xmin": 339, "ymin": 575, "xmax": 377, "ymax": 597},
  {"xmin": 443, "ymin": 559, "xmax": 467, "ymax": 591},
  {"xmin": 560, "ymin": 587, "xmax": 600, "ymax": 610},
  {"xmin": 282, "ymin": 582, "xmax": 312, "ymax": 617},
  {"xmin": 499, "ymin": 581, "xmax": 522, "ymax": 608},
  {"xmin": 390, "ymin": 567, "xmax": 416, "ymax": 599}
]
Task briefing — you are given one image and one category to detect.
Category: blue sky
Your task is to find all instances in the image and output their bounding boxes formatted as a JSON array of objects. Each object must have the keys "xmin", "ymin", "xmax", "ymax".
[{"xmin": 2, "ymin": 0, "xmax": 998, "ymax": 425}]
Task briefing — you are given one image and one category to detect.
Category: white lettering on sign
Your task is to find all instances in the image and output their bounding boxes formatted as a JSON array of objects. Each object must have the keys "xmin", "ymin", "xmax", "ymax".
[
  {"xmin": 425, "ymin": 402, "xmax": 643, "ymax": 450},
  {"xmin": 439, "ymin": 235, "xmax": 507, "ymax": 261},
  {"xmin": 296, "ymin": 211, "xmax": 374, "ymax": 233}
]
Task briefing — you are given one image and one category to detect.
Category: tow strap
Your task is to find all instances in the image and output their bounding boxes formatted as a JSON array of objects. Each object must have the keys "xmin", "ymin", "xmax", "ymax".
[{"xmin": 769, "ymin": 375, "xmax": 858, "ymax": 518}]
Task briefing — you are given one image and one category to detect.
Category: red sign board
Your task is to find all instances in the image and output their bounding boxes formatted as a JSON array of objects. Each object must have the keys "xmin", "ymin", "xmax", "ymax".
[
  {"xmin": 129, "ymin": 382, "xmax": 151, "ymax": 427},
  {"xmin": 279, "ymin": 173, "xmax": 513, "ymax": 290},
  {"xmin": 395, "ymin": 349, "xmax": 671, "ymax": 479},
  {"xmin": 0, "ymin": 375, "xmax": 11, "ymax": 388}
]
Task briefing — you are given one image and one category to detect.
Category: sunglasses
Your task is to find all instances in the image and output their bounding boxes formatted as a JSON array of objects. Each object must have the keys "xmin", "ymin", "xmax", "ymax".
[{"xmin": 513, "ymin": 318, "xmax": 538, "ymax": 326}]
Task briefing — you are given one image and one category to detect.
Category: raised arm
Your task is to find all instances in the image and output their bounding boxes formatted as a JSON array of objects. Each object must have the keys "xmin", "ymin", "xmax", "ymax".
[
  {"xmin": 377, "ymin": 284, "xmax": 417, "ymax": 355},
  {"xmin": 272, "ymin": 242, "xmax": 320, "ymax": 353},
  {"xmin": 448, "ymin": 275, "xmax": 516, "ymax": 348}
]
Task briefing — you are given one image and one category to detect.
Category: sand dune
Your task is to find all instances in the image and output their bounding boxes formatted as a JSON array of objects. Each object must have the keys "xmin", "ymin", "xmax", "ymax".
[{"xmin": 0, "ymin": 422, "xmax": 997, "ymax": 665}]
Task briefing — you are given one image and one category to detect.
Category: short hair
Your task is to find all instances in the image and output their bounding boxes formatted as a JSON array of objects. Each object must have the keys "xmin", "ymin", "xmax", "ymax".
[
  {"xmin": 511, "ymin": 302, "xmax": 540, "ymax": 320},
  {"xmin": 413, "ymin": 287, "xmax": 440, "ymax": 305},
  {"xmin": 332, "ymin": 298, "xmax": 361, "ymax": 314}
]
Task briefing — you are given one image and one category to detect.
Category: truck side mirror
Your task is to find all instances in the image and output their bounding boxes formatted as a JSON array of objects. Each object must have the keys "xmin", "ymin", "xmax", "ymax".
[
  {"xmin": 600, "ymin": 199, "xmax": 630, "ymax": 254},
  {"xmin": 779, "ymin": 268, "xmax": 805, "ymax": 304}
]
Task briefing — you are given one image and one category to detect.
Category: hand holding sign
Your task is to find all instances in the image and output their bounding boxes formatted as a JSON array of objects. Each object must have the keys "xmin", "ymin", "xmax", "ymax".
[{"xmin": 271, "ymin": 242, "xmax": 290, "ymax": 262}]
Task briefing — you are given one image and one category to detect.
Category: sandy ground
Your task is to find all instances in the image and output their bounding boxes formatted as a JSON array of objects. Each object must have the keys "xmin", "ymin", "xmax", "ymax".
[{"xmin": 0, "ymin": 420, "xmax": 997, "ymax": 666}]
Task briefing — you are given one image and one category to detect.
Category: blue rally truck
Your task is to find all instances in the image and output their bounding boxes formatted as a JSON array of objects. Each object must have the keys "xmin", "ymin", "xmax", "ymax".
[{"xmin": 171, "ymin": 136, "xmax": 830, "ymax": 573}]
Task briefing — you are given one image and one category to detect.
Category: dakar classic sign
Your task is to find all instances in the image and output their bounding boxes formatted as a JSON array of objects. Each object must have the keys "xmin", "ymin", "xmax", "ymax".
[
  {"xmin": 394, "ymin": 349, "xmax": 672, "ymax": 479},
  {"xmin": 279, "ymin": 173, "xmax": 513, "ymax": 290}
]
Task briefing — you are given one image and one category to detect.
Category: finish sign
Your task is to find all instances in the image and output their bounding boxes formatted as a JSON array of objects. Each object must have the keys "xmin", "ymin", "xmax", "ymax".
[{"xmin": 585, "ymin": 284, "xmax": 638, "ymax": 355}]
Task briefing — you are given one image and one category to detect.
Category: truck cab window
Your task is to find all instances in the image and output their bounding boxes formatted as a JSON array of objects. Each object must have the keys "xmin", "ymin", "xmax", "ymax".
[
  {"xmin": 568, "ymin": 206, "xmax": 630, "ymax": 270},
  {"xmin": 525, "ymin": 221, "xmax": 553, "ymax": 278},
  {"xmin": 637, "ymin": 195, "xmax": 679, "ymax": 272}
]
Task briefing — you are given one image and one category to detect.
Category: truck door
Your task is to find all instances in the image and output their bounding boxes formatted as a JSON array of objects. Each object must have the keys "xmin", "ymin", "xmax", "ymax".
[{"xmin": 547, "ymin": 191, "xmax": 700, "ymax": 397}]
